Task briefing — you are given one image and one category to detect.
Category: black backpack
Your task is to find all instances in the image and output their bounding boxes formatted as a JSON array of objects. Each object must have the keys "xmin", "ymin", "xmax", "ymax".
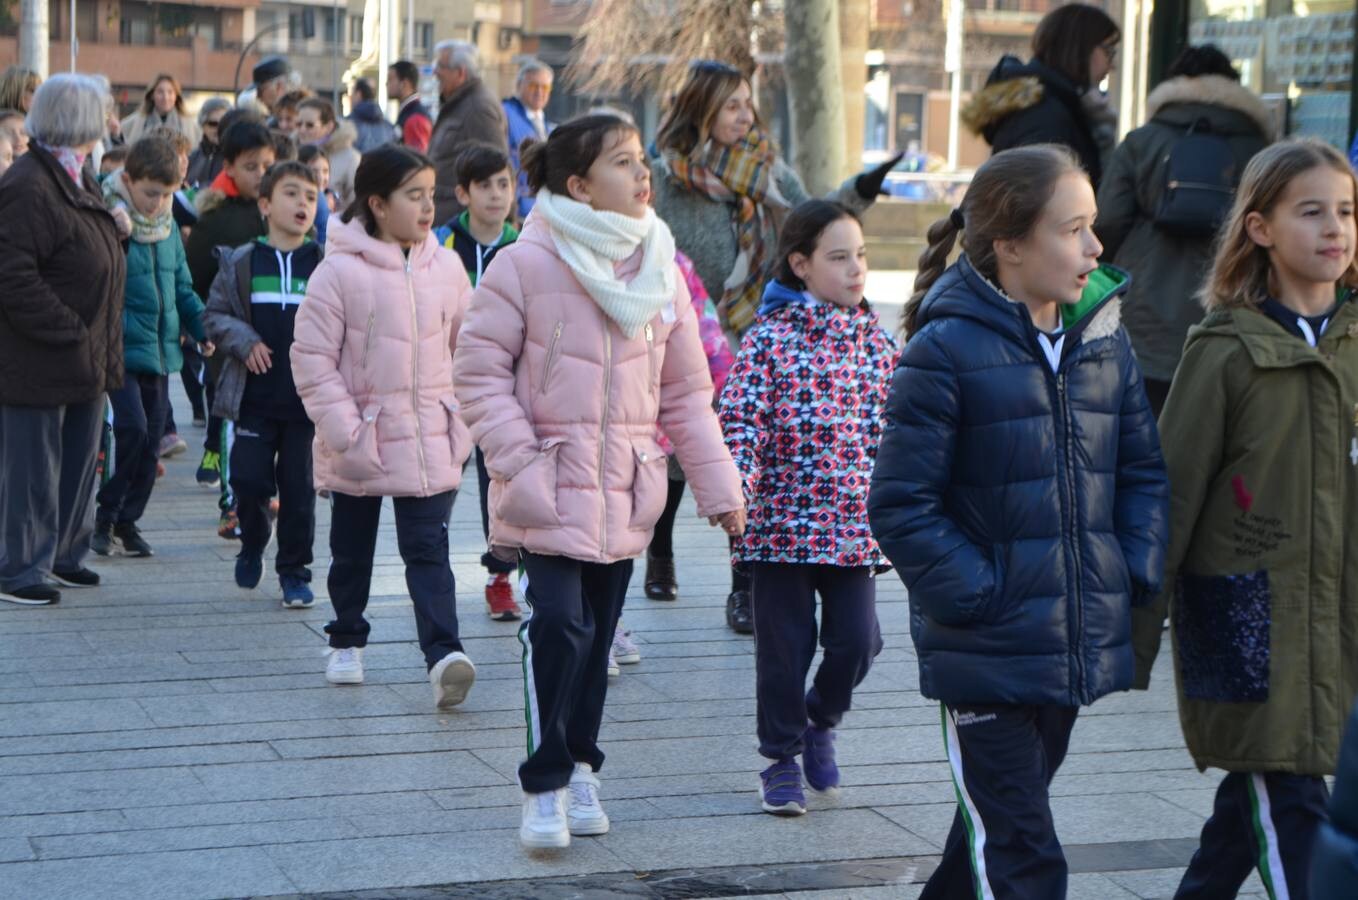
[{"xmin": 1153, "ymin": 118, "xmax": 1240, "ymax": 238}]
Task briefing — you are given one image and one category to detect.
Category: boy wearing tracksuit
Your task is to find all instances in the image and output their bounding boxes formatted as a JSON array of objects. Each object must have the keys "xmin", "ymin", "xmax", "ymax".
[
  {"xmin": 433, "ymin": 142, "xmax": 523, "ymax": 622},
  {"xmin": 203, "ymin": 161, "xmax": 321, "ymax": 608}
]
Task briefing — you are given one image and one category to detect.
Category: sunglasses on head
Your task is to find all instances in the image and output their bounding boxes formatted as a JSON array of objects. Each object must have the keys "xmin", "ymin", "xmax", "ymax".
[{"xmin": 690, "ymin": 60, "xmax": 742, "ymax": 77}]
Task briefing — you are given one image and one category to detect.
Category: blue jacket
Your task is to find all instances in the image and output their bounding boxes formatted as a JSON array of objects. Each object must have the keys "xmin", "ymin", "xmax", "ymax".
[
  {"xmin": 122, "ymin": 228, "xmax": 206, "ymax": 376},
  {"xmin": 866, "ymin": 256, "xmax": 1169, "ymax": 706},
  {"xmin": 1312, "ymin": 701, "xmax": 1358, "ymax": 898},
  {"xmin": 502, "ymin": 96, "xmax": 553, "ymax": 219}
]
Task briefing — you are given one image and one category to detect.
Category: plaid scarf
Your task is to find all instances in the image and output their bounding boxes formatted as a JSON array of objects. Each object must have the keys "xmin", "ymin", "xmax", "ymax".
[
  {"xmin": 663, "ymin": 127, "xmax": 788, "ymax": 334},
  {"xmin": 37, "ymin": 142, "xmax": 88, "ymax": 186}
]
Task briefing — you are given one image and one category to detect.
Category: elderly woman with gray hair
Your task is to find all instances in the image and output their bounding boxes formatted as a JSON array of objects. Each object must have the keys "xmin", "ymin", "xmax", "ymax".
[{"xmin": 0, "ymin": 74, "xmax": 125, "ymax": 606}]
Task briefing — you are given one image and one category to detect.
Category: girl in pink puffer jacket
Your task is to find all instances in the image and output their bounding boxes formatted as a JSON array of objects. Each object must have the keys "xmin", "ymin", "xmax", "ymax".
[
  {"xmin": 291, "ymin": 145, "xmax": 477, "ymax": 711},
  {"xmin": 453, "ymin": 115, "xmax": 745, "ymax": 851}
]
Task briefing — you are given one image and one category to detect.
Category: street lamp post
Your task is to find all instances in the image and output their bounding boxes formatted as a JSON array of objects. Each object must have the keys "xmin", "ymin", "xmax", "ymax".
[{"xmin": 945, "ymin": 0, "xmax": 964, "ymax": 171}]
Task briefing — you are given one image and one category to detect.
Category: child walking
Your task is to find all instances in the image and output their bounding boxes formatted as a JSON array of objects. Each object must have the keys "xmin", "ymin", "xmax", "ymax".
[
  {"xmin": 204, "ymin": 161, "xmax": 322, "ymax": 608},
  {"xmin": 453, "ymin": 115, "xmax": 745, "ymax": 850},
  {"xmin": 720, "ymin": 200, "xmax": 895, "ymax": 816},
  {"xmin": 93, "ymin": 134, "xmax": 211, "ymax": 558},
  {"xmin": 867, "ymin": 145, "xmax": 1170, "ymax": 899},
  {"xmin": 1133, "ymin": 138, "xmax": 1358, "ymax": 899},
  {"xmin": 434, "ymin": 142, "xmax": 522, "ymax": 621},
  {"xmin": 291, "ymin": 145, "xmax": 478, "ymax": 709}
]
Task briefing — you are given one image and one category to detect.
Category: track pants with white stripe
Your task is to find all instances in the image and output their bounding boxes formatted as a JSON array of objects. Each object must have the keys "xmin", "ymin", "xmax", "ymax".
[
  {"xmin": 516, "ymin": 551, "xmax": 632, "ymax": 794},
  {"xmin": 922, "ymin": 703, "xmax": 1079, "ymax": 900},
  {"xmin": 1176, "ymin": 772, "xmax": 1329, "ymax": 899}
]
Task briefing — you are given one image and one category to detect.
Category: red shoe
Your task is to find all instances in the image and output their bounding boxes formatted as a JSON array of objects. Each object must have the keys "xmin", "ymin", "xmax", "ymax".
[{"xmin": 485, "ymin": 572, "xmax": 522, "ymax": 621}]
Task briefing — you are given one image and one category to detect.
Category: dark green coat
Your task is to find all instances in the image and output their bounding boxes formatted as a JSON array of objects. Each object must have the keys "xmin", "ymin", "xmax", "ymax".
[
  {"xmin": 1134, "ymin": 302, "xmax": 1358, "ymax": 775},
  {"xmin": 122, "ymin": 229, "xmax": 206, "ymax": 376}
]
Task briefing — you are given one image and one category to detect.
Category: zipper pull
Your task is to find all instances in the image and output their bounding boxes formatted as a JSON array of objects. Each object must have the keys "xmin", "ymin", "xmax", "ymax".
[{"xmin": 644, "ymin": 323, "xmax": 653, "ymax": 343}]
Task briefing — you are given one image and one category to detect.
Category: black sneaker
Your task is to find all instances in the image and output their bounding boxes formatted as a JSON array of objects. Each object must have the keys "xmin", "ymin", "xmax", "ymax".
[
  {"xmin": 113, "ymin": 523, "xmax": 154, "ymax": 557},
  {"xmin": 235, "ymin": 551, "xmax": 263, "ymax": 589},
  {"xmin": 91, "ymin": 522, "xmax": 114, "ymax": 556},
  {"xmin": 726, "ymin": 589, "xmax": 753, "ymax": 634},
  {"xmin": 0, "ymin": 583, "xmax": 60, "ymax": 606},
  {"xmin": 51, "ymin": 567, "xmax": 100, "ymax": 588}
]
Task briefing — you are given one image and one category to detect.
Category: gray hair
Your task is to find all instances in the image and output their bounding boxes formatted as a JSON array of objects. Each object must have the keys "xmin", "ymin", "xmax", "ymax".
[
  {"xmin": 25, "ymin": 74, "xmax": 109, "ymax": 148},
  {"xmin": 435, "ymin": 40, "xmax": 480, "ymax": 79},
  {"xmin": 197, "ymin": 97, "xmax": 231, "ymax": 126},
  {"xmin": 516, "ymin": 58, "xmax": 553, "ymax": 86}
]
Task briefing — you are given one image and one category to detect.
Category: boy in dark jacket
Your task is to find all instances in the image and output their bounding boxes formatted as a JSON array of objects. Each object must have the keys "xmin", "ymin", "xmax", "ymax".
[
  {"xmin": 185, "ymin": 120, "xmax": 276, "ymax": 538},
  {"xmin": 93, "ymin": 135, "xmax": 211, "ymax": 558},
  {"xmin": 433, "ymin": 142, "xmax": 523, "ymax": 622},
  {"xmin": 204, "ymin": 161, "xmax": 321, "ymax": 609}
]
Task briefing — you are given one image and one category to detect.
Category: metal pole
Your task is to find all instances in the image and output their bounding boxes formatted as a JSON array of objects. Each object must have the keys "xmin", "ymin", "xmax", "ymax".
[
  {"xmin": 405, "ymin": 0, "xmax": 414, "ymax": 60},
  {"xmin": 332, "ymin": 0, "xmax": 340, "ymax": 107},
  {"xmin": 19, "ymin": 0, "xmax": 49, "ymax": 79},
  {"xmin": 944, "ymin": 0, "xmax": 963, "ymax": 171},
  {"xmin": 70, "ymin": 0, "xmax": 77, "ymax": 71}
]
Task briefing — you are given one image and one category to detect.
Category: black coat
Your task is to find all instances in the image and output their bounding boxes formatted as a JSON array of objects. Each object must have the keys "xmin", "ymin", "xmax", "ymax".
[
  {"xmin": 964, "ymin": 55, "xmax": 1104, "ymax": 187},
  {"xmin": 185, "ymin": 138, "xmax": 223, "ymax": 190},
  {"xmin": 867, "ymin": 257, "xmax": 1169, "ymax": 706},
  {"xmin": 0, "ymin": 145, "xmax": 125, "ymax": 407}
]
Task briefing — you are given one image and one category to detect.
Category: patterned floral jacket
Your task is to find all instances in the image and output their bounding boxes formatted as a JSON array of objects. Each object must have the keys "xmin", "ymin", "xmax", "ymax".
[
  {"xmin": 720, "ymin": 281, "xmax": 897, "ymax": 566},
  {"xmin": 658, "ymin": 251, "xmax": 735, "ymax": 457}
]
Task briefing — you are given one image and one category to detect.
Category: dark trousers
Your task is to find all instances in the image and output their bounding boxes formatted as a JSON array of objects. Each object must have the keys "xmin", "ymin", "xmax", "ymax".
[
  {"xmin": 96, "ymin": 372, "xmax": 169, "ymax": 526},
  {"xmin": 474, "ymin": 447, "xmax": 513, "ymax": 575},
  {"xmin": 922, "ymin": 703, "xmax": 1080, "ymax": 900},
  {"xmin": 750, "ymin": 562, "xmax": 882, "ymax": 760},
  {"xmin": 179, "ymin": 339, "xmax": 207, "ymax": 421},
  {"xmin": 229, "ymin": 413, "xmax": 315, "ymax": 579},
  {"xmin": 325, "ymin": 490, "xmax": 461, "ymax": 669},
  {"xmin": 1176, "ymin": 772, "xmax": 1330, "ymax": 899},
  {"xmin": 0, "ymin": 399, "xmax": 103, "ymax": 591},
  {"xmin": 517, "ymin": 551, "xmax": 633, "ymax": 793}
]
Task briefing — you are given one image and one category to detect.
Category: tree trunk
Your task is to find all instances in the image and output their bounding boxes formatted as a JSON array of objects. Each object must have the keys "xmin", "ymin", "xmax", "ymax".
[
  {"xmin": 783, "ymin": 0, "xmax": 845, "ymax": 197},
  {"xmin": 20, "ymin": 0, "xmax": 48, "ymax": 79},
  {"xmin": 839, "ymin": 0, "xmax": 869, "ymax": 180}
]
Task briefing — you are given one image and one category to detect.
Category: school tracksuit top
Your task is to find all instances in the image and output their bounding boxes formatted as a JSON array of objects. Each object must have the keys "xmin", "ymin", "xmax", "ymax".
[
  {"xmin": 241, "ymin": 239, "xmax": 322, "ymax": 422},
  {"xmin": 435, "ymin": 212, "xmax": 518, "ymax": 286}
]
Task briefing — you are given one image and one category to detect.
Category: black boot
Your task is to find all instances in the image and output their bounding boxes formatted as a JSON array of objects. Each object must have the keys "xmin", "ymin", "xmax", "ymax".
[
  {"xmin": 644, "ymin": 553, "xmax": 678, "ymax": 600},
  {"xmin": 726, "ymin": 589, "xmax": 753, "ymax": 634}
]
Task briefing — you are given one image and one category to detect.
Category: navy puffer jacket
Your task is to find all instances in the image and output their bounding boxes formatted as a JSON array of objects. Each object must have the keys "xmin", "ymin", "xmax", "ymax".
[{"xmin": 867, "ymin": 256, "xmax": 1169, "ymax": 707}]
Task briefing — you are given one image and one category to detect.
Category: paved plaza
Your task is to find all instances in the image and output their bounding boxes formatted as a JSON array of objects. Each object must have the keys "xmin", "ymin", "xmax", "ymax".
[{"xmin": 0, "ymin": 391, "xmax": 1269, "ymax": 900}]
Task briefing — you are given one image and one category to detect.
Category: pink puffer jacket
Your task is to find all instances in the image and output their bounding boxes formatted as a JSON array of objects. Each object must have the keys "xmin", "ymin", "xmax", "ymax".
[
  {"xmin": 453, "ymin": 216, "xmax": 743, "ymax": 564},
  {"xmin": 292, "ymin": 217, "xmax": 473, "ymax": 497}
]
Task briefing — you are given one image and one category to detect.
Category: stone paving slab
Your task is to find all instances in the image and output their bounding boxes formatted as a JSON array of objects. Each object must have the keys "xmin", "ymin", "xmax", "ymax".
[{"xmin": 0, "ymin": 405, "xmax": 1255, "ymax": 897}]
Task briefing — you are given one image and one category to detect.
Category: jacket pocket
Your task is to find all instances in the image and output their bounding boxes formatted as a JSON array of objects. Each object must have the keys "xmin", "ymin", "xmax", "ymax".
[
  {"xmin": 334, "ymin": 402, "xmax": 386, "ymax": 483},
  {"xmin": 538, "ymin": 321, "xmax": 563, "ymax": 395},
  {"xmin": 1174, "ymin": 570, "xmax": 1270, "ymax": 703},
  {"xmin": 495, "ymin": 436, "xmax": 564, "ymax": 530},
  {"xmin": 978, "ymin": 544, "xmax": 1008, "ymax": 624},
  {"xmin": 628, "ymin": 436, "xmax": 669, "ymax": 531},
  {"xmin": 439, "ymin": 395, "xmax": 472, "ymax": 470}
]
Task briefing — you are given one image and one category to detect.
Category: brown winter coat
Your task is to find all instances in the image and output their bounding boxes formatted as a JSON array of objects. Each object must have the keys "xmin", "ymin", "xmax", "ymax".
[
  {"xmin": 0, "ymin": 145, "xmax": 125, "ymax": 407},
  {"xmin": 430, "ymin": 77, "xmax": 508, "ymax": 222},
  {"xmin": 1133, "ymin": 300, "xmax": 1358, "ymax": 775}
]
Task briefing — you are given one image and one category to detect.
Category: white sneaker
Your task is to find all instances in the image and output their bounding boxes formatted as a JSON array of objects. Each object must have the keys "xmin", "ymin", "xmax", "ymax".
[
  {"xmin": 611, "ymin": 622, "xmax": 641, "ymax": 664},
  {"xmin": 567, "ymin": 762, "xmax": 610, "ymax": 836},
  {"xmin": 325, "ymin": 647, "xmax": 364, "ymax": 684},
  {"xmin": 520, "ymin": 788, "xmax": 570, "ymax": 849},
  {"xmin": 607, "ymin": 651, "xmax": 620, "ymax": 678},
  {"xmin": 430, "ymin": 650, "xmax": 476, "ymax": 710}
]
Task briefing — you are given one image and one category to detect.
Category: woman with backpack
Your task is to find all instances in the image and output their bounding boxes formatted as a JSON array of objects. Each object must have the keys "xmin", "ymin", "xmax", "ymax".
[{"xmin": 1096, "ymin": 44, "xmax": 1272, "ymax": 415}]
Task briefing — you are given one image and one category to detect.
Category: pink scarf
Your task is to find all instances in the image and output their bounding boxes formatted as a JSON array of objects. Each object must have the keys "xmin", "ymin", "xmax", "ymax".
[{"xmin": 37, "ymin": 142, "xmax": 88, "ymax": 185}]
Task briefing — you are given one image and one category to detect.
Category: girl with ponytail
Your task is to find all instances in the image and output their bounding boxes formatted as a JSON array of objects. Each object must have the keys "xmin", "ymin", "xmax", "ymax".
[{"xmin": 867, "ymin": 144, "xmax": 1169, "ymax": 898}]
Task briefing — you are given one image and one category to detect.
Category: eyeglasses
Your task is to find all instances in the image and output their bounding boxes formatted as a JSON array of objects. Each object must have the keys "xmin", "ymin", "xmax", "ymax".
[
  {"xmin": 1100, "ymin": 42, "xmax": 1119, "ymax": 62},
  {"xmin": 205, "ymin": 119, "xmax": 224, "ymax": 128},
  {"xmin": 690, "ymin": 60, "xmax": 742, "ymax": 77}
]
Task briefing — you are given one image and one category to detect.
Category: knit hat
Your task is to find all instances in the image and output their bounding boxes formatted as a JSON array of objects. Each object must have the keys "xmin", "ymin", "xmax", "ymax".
[{"xmin": 252, "ymin": 56, "xmax": 290, "ymax": 86}]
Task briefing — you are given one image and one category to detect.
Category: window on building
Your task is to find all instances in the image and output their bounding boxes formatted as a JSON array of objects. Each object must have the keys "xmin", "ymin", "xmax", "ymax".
[
  {"xmin": 349, "ymin": 15, "xmax": 365, "ymax": 49},
  {"xmin": 117, "ymin": 1, "xmax": 220, "ymax": 49},
  {"xmin": 415, "ymin": 21, "xmax": 433, "ymax": 55}
]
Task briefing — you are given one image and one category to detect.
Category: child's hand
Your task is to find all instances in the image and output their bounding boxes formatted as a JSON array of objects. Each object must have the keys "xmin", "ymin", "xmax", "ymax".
[
  {"xmin": 245, "ymin": 342, "xmax": 273, "ymax": 374},
  {"xmin": 709, "ymin": 508, "xmax": 747, "ymax": 537},
  {"xmin": 111, "ymin": 207, "xmax": 132, "ymax": 239},
  {"xmin": 201, "ymin": 341, "xmax": 216, "ymax": 358}
]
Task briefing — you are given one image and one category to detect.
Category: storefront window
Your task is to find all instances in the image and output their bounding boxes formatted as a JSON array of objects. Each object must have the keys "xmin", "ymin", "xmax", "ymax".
[{"xmin": 1188, "ymin": 0, "xmax": 1354, "ymax": 148}]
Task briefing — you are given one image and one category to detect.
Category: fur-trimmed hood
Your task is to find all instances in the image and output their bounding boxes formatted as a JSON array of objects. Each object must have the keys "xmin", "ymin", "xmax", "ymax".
[
  {"xmin": 1146, "ymin": 75, "xmax": 1275, "ymax": 140},
  {"xmin": 321, "ymin": 118, "xmax": 358, "ymax": 154},
  {"xmin": 962, "ymin": 55, "xmax": 1080, "ymax": 138}
]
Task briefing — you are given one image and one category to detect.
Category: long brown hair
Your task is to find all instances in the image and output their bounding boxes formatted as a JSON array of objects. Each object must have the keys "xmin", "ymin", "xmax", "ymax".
[
  {"xmin": 1202, "ymin": 138, "xmax": 1358, "ymax": 311},
  {"xmin": 901, "ymin": 144, "xmax": 1085, "ymax": 339},
  {"xmin": 655, "ymin": 61, "xmax": 765, "ymax": 156},
  {"xmin": 0, "ymin": 65, "xmax": 40, "ymax": 112},
  {"xmin": 139, "ymin": 74, "xmax": 187, "ymax": 118},
  {"xmin": 1032, "ymin": 4, "xmax": 1120, "ymax": 88}
]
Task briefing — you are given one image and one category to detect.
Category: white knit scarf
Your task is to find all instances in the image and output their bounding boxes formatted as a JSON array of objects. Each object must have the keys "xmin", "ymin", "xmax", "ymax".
[{"xmin": 533, "ymin": 189, "xmax": 676, "ymax": 338}]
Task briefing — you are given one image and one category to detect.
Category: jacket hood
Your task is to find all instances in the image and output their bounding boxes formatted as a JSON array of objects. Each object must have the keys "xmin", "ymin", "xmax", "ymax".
[
  {"xmin": 350, "ymin": 101, "xmax": 387, "ymax": 125},
  {"xmin": 196, "ymin": 169, "xmax": 244, "ymax": 216},
  {"xmin": 962, "ymin": 56, "xmax": 1080, "ymax": 137},
  {"xmin": 326, "ymin": 215, "xmax": 442, "ymax": 271},
  {"xmin": 757, "ymin": 280, "xmax": 810, "ymax": 317},
  {"xmin": 918, "ymin": 255, "xmax": 1129, "ymax": 348},
  {"xmin": 1147, "ymin": 75, "xmax": 1275, "ymax": 139},
  {"xmin": 1186, "ymin": 292, "xmax": 1358, "ymax": 369},
  {"xmin": 322, "ymin": 119, "xmax": 358, "ymax": 153},
  {"xmin": 448, "ymin": 210, "xmax": 518, "ymax": 248}
]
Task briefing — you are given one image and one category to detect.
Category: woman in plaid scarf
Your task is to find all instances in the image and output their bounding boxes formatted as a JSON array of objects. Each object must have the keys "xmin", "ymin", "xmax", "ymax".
[{"xmin": 648, "ymin": 60, "xmax": 898, "ymax": 632}]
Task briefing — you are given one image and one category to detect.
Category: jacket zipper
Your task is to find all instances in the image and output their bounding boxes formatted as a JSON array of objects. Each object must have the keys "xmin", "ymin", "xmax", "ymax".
[
  {"xmin": 540, "ymin": 321, "xmax": 563, "ymax": 394},
  {"xmin": 1056, "ymin": 373, "xmax": 1087, "ymax": 700},
  {"xmin": 1166, "ymin": 180, "xmax": 1233, "ymax": 194},
  {"xmin": 150, "ymin": 242, "xmax": 167, "ymax": 374},
  {"xmin": 362, "ymin": 311, "xmax": 376, "ymax": 367},
  {"xmin": 645, "ymin": 323, "xmax": 657, "ymax": 396},
  {"xmin": 599, "ymin": 325, "xmax": 612, "ymax": 555},
  {"xmin": 406, "ymin": 256, "xmax": 428, "ymax": 492}
]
